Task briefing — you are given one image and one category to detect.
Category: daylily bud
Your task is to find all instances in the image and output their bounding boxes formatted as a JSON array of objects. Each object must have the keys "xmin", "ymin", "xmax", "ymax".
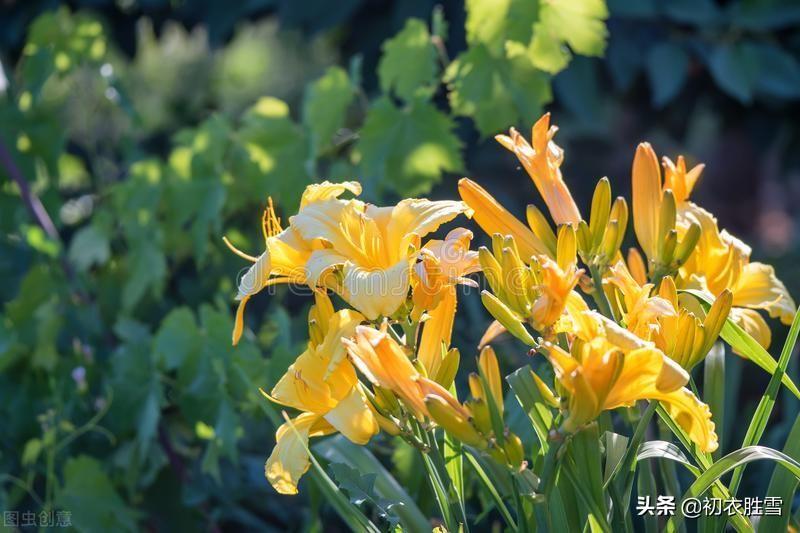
[
  {"xmin": 373, "ymin": 409, "xmax": 402, "ymax": 436},
  {"xmin": 526, "ymin": 204, "xmax": 557, "ymax": 257},
  {"xmin": 699, "ymin": 290, "xmax": 732, "ymax": 359},
  {"xmin": 659, "ymin": 229, "xmax": 678, "ymax": 267},
  {"xmin": 479, "ymin": 246, "xmax": 505, "ymax": 297},
  {"xmin": 425, "ymin": 395, "xmax": 487, "ymax": 449},
  {"xmin": 589, "ymin": 177, "xmax": 612, "ymax": 250},
  {"xmin": 556, "ymin": 225, "xmax": 577, "ymax": 271},
  {"xmin": 673, "ymin": 222, "xmax": 701, "ymax": 266},
  {"xmin": 600, "ymin": 220, "xmax": 621, "ymax": 262},
  {"xmin": 610, "ymin": 197, "xmax": 628, "ymax": 255},
  {"xmin": 576, "ymin": 219, "xmax": 593, "ymax": 260},
  {"xmin": 466, "ymin": 397, "xmax": 492, "ymax": 434},
  {"xmin": 503, "ymin": 432, "xmax": 525, "ymax": 468},
  {"xmin": 435, "ymin": 347, "xmax": 460, "ymax": 389},
  {"xmin": 373, "ymin": 386, "xmax": 401, "ymax": 416},
  {"xmin": 478, "ymin": 346, "xmax": 504, "ymax": 416},
  {"xmin": 530, "ymin": 370, "xmax": 559, "ymax": 408},
  {"xmin": 480, "ymin": 291, "xmax": 536, "ymax": 346},
  {"xmin": 468, "ymin": 373, "xmax": 485, "ymax": 400},
  {"xmin": 657, "ymin": 190, "xmax": 677, "ymax": 257}
]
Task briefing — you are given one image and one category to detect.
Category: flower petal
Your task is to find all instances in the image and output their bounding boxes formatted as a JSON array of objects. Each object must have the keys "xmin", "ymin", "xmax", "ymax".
[
  {"xmin": 418, "ymin": 285, "xmax": 457, "ymax": 378},
  {"xmin": 733, "ymin": 262, "xmax": 796, "ymax": 325},
  {"xmin": 632, "ymin": 142, "xmax": 662, "ymax": 261},
  {"xmin": 341, "ymin": 259, "xmax": 411, "ymax": 320},
  {"xmin": 265, "ymin": 412, "xmax": 334, "ymax": 495},
  {"xmin": 322, "ymin": 386, "xmax": 378, "ymax": 445},
  {"xmin": 458, "ymin": 178, "xmax": 548, "ymax": 260},
  {"xmin": 300, "ymin": 180, "xmax": 362, "ymax": 208}
]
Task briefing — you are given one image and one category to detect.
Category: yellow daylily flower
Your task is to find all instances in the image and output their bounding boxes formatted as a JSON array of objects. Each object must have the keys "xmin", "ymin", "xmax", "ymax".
[
  {"xmin": 291, "ymin": 192, "xmax": 469, "ymax": 320},
  {"xmin": 662, "ymin": 155, "xmax": 704, "ymax": 204},
  {"xmin": 263, "ymin": 292, "xmax": 378, "ymax": 494},
  {"xmin": 343, "ymin": 323, "xmax": 429, "ymax": 420},
  {"xmin": 226, "ymin": 181, "xmax": 362, "ymax": 345},
  {"xmin": 414, "ymin": 228, "xmax": 480, "ymax": 379},
  {"xmin": 540, "ymin": 311, "xmax": 718, "ymax": 452},
  {"xmin": 495, "ymin": 113, "xmax": 582, "ymax": 226},
  {"xmin": 678, "ymin": 205, "xmax": 795, "ymax": 348}
]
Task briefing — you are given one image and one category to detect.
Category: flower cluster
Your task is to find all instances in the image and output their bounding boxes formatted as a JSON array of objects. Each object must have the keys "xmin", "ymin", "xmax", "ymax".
[{"xmin": 226, "ymin": 113, "xmax": 796, "ymax": 499}]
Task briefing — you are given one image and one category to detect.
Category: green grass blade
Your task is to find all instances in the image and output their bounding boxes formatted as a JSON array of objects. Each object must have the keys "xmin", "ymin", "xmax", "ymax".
[
  {"xmin": 758, "ymin": 415, "xmax": 800, "ymax": 532},
  {"xmin": 637, "ymin": 440, "xmax": 701, "ymax": 477},
  {"xmin": 704, "ymin": 342, "xmax": 726, "ymax": 458},
  {"xmin": 728, "ymin": 308, "xmax": 800, "ymax": 496},
  {"xmin": 683, "ymin": 290, "xmax": 800, "ymax": 399},
  {"xmin": 637, "ymin": 459, "xmax": 658, "ymax": 533},
  {"xmin": 656, "ymin": 404, "xmax": 753, "ymax": 532},
  {"xmin": 464, "ymin": 450, "xmax": 518, "ymax": 530},
  {"xmin": 507, "ymin": 367, "xmax": 554, "ymax": 450},
  {"xmin": 669, "ymin": 446, "xmax": 800, "ymax": 531}
]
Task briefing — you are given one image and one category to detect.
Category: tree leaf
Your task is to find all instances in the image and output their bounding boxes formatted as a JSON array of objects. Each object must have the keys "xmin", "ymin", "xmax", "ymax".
[
  {"xmin": 646, "ymin": 41, "xmax": 689, "ymax": 107},
  {"xmin": 68, "ymin": 223, "xmax": 110, "ymax": 272},
  {"xmin": 356, "ymin": 97, "xmax": 462, "ymax": 195},
  {"xmin": 378, "ymin": 18, "xmax": 438, "ymax": 101},
  {"xmin": 446, "ymin": 44, "xmax": 551, "ymax": 135},
  {"xmin": 707, "ymin": 43, "xmax": 759, "ymax": 104},
  {"xmin": 303, "ymin": 66, "xmax": 355, "ymax": 153},
  {"xmin": 529, "ymin": 0, "xmax": 609, "ymax": 74},
  {"xmin": 56, "ymin": 456, "xmax": 139, "ymax": 533}
]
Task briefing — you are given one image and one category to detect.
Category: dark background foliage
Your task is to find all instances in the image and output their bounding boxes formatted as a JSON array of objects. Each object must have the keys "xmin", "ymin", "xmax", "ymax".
[{"xmin": 1, "ymin": 0, "xmax": 799, "ymax": 530}]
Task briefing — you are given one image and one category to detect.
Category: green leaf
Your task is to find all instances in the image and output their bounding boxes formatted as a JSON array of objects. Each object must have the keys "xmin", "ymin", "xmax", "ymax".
[
  {"xmin": 234, "ymin": 96, "xmax": 311, "ymax": 209},
  {"xmin": 378, "ymin": 19, "xmax": 438, "ymax": 101},
  {"xmin": 707, "ymin": 43, "xmax": 759, "ymax": 104},
  {"xmin": 464, "ymin": 450, "xmax": 518, "ymax": 530},
  {"xmin": 328, "ymin": 463, "xmax": 403, "ymax": 527},
  {"xmin": 68, "ymin": 224, "xmax": 110, "ymax": 272},
  {"xmin": 645, "ymin": 41, "xmax": 689, "ymax": 107},
  {"xmin": 315, "ymin": 436, "xmax": 430, "ymax": 532},
  {"xmin": 529, "ymin": 0, "xmax": 609, "ymax": 73},
  {"xmin": 728, "ymin": 309, "xmax": 800, "ymax": 495},
  {"xmin": 750, "ymin": 43, "xmax": 800, "ymax": 99},
  {"xmin": 637, "ymin": 440, "xmax": 700, "ymax": 477},
  {"xmin": 464, "ymin": 0, "xmax": 537, "ymax": 51},
  {"xmin": 670, "ymin": 446, "xmax": 800, "ymax": 528},
  {"xmin": 704, "ymin": 342, "xmax": 726, "ymax": 457},
  {"xmin": 602, "ymin": 431, "xmax": 629, "ymax": 483},
  {"xmin": 303, "ymin": 66, "xmax": 355, "ymax": 153},
  {"xmin": 122, "ymin": 241, "xmax": 166, "ymax": 310},
  {"xmin": 56, "ymin": 456, "xmax": 138, "ymax": 533},
  {"xmin": 446, "ymin": 44, "xmax": 551, "ymax": 135},
  {"xmin": 637, "ymin": 458, "xmax": 658, "ymax": 533},
  {"xmin": 760, "ymin": 415, "xmax": 800, "ymax": 532},
  {"xmin": 154, "ymin": 307, "xmax": 200, "ymax": 370},
  {"xmin": 356, "ymin": 97, "xmax": 462, "ymax": 195},
  {"xmin": 683, "ymin": 289, "xmax": 800, "ymax": 399},
  {"xmin": 565, "ymin": 423, "xmax": 608, "ymax": 529},
  {"xmin": 506, "ymin": 367, "xmax": 555, "ymax": 449}
]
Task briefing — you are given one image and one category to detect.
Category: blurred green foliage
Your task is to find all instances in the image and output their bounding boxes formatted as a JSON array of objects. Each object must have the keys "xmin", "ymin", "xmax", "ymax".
[{"xmin": 1, "ymin": 0, "xmax": 799, "ymax": 530}]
